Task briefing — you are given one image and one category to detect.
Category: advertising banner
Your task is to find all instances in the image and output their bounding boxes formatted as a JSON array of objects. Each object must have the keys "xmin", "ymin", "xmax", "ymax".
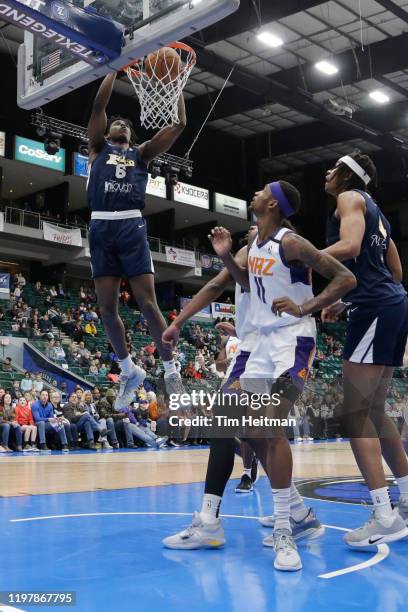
[
  {"xmin": 15, "ymin": 136, "xmax": 65, "ymax": 171},
  {"xmin": 165, "ymin": 246, "xmax": 196, "ymax": 267},
  {"xmin": 43, "ymin": 222, "xmax": 82, "ymax": 247}
]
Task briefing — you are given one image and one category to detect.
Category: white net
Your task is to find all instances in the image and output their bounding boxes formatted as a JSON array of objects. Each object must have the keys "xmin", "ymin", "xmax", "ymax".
[{"xmin": 124, "ymin": 43, "xmax": 196, "ymax": 130}]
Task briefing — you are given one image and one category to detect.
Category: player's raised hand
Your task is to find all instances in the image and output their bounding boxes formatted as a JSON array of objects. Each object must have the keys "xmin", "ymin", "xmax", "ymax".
[
  {"xmin": 208, "ymin": 226, "xmax": 232, "ymax": 258},
  {"xmin": 272, "ymin": 297, "xmax": 302, "ymax": 318},
  {"xmin": 162, "ymin": 323, "xmax": 180, "ymax": 349}
]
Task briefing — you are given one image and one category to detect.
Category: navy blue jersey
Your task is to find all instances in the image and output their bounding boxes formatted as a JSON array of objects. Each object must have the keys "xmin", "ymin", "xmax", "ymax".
[
  {"xmin": 87, "ymin": 141, "xmax": 148, "ymax": 212},
  {"xmin": 327, "ymin": 189, "xmax": 406, "ymax": 305}
]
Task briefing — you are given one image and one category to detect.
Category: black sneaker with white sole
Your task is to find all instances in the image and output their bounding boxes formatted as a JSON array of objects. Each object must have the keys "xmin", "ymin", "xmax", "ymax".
[{"xmin": 235, "ymin": 474, "xmax": 253, "ymax": 493}]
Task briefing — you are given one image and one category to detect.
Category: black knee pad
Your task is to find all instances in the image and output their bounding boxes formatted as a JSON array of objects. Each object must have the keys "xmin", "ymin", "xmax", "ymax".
[{"xmin": 271, "ymin": 372, "xmax": 301, "ymax": 405}]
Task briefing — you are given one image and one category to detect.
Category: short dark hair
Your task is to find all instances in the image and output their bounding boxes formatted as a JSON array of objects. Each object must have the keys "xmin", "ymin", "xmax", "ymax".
[
  {"xmin": 335, "ymin": 149, "xmax": 377, "ymax": 192},
  {"xmin": 106, "ymin": 115, "xmax": 138, "ymax": 146}
]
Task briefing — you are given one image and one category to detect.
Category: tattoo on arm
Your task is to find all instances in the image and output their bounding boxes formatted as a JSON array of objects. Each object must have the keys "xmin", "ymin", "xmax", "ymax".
[{"xmin": 282, "ymin": 233, "xmax": 356, "ymax": 315}]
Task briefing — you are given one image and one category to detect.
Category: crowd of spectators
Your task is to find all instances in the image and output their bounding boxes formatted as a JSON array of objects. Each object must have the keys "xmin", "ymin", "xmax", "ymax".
[
  {"xmin": 1, "ymin": 275, "xmax": 407, "ymax": 452},
  {"xmin": 0, "ymin": 382, "xmax": 174, "ymax": 453}
]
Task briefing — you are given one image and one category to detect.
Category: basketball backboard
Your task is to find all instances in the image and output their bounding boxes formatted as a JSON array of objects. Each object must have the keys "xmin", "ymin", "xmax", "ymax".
[{"xmin": 17, "ymin": 0, "xmax": 240, "ymax": 109}]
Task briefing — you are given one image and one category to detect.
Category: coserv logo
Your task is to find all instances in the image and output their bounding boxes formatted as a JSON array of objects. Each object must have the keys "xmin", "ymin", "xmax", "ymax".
[
  {"xmin": 18, "ymin": 144, "xmax": 62, "ymax": 164},
  {"xmin": 15, "ymin": 136, "xmax": 65, "ymax": 171}
]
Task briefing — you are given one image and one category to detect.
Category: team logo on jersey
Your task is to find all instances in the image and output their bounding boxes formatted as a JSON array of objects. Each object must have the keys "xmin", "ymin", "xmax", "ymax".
[
  {"xmin": 106, "ymin": 154, "xmax": 135, "ymax": 167},
  {"xmin": 297, "ymin": 368, "xmax": 308, "ymax": 381},
  {"xmin": 248, "ymin": 256, "xmax": 276, "ymax": 276},
  {"xmin": 226, "ymin": 380, "xmax": 241, "ymax": 391}
]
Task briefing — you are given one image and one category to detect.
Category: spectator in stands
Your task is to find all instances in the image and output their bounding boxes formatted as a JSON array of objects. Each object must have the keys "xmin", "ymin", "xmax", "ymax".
[
  {"xmin": 52, "ymin": 341, "xmax": 67, "ymax": 366},
  {"xmin": 122, "ymin": 399, "xmax": 167, "ymax": 449},
  {"xmin": 15, "ymin": 397, "xmax": 38, "ymax": 451},
  {"xmin": 89, "ymin": 361, "xmax": 99, "ymax": 376},
  {"xmin": 3, "ymin": 357, "xmax": 13, "ymax": 372},
  {"xmin": 60, "ymin": 382, "xmax": 68, "ymax": 403},
  {"xmin": 95, "ymin": 389, "xmax": 133, "ymax": 448},
  {"xmin": 49, "ymin": 285, "xmax": 58, "ymax": 298},
  {"xmin": 3, "ymin": 393, "xmax": 23, "ymax": 451},
  {"xmin": 62, "ymin": 392, "xmax": 106, "ymax": 450},
  {"xmin": 84, "ymin": 321, "xmax": 97, "ymax": 337},
  {"xmin": 79, "ymin": 286, "xmax": 86, "ymax": 301},
  {"xmin": 49, "ymin": 391, "xmax": 79, "ymax": 450},
  {"xmin": 47, "ymin": 305, "xmax": 63, "ymax": 327},
  {"xmin": 167, "ymin": 309, "xmax": 178, "ymax": 323},
  {"xmin": 10, "ymin": 380, "xmax": 21, "ymax": 401},
  {"xmin": 39, "ymin": 314, "xmax": 54, "ymax": 340},
  {"xmin": 0, "ymin": 397, "xmax": 12, "ymax": 452},
  {"xmin": 33, "ymin": 372, "xmax": 44, "ymax": 397},
  {"xmin": 82, "ymin": 390, "xmax": 118, "ymax": 449},
  {"xmin": 12, "ymin": 284, "xmax": 21, "ymax": 301},
  {"xmin": 98, "ymin": 363, "xmax": 108, "ymax": 378},
  {"xmin": 16, "ymin": 272, "xmax": 26, "ymax": 288},
  {"xmin": 20, "ymin": 372, "xmax": 33, "ymax": 393},
  {"xmin": 0, "ymin": 308, "xmax": 5, "ymax": 321},
  {"xmin": 31, "ymin": 390, "xmax": 69, "ymax": 452}
]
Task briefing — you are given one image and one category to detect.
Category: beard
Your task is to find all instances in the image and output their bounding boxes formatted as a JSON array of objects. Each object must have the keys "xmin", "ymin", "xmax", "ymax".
[{"xmin": 111, "ymin": 132, "xmax": 129, "ymax": 145}]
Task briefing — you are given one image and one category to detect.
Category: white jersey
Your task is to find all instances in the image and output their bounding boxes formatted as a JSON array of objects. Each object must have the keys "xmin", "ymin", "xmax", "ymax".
[
  {"xmin": 234, "ymin": 282, "xmax": 254, "ymax": 340},
  {"xmin": 248, "ymin": 228, "xmax": 314, "ymax": 333}
]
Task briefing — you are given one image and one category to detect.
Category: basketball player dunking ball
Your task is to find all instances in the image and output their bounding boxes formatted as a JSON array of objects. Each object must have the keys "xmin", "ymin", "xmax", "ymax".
[{"xmin": 87, "ymin": 71, "xmax": 187, "ymax": 409}]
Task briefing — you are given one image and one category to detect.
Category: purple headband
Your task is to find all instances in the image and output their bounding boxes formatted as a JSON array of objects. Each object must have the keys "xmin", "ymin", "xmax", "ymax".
[{"xmin": 269, "ymin": 182, "xmax": 295, "ymax": 218}]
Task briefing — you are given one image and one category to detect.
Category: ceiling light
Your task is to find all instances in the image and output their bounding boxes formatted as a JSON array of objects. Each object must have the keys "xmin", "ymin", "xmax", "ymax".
[
  {"xmin": 315, "ymin": 60, "xmax": 338, "ymax": 75},
  {"xmin": 257, "ymin": 31, "xmax": 283, "ymax": 48},
  {"xmin": 369, "ymin": 90, "xmax": 390, "ymax": 104}
]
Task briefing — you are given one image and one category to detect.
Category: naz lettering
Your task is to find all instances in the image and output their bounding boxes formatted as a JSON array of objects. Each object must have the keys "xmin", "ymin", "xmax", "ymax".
[{"xmin": 248, "ymin": 256, "xmax": 276, "ymax": 276}]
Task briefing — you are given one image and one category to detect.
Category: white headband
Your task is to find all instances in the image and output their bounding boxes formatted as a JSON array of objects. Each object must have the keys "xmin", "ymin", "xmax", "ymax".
[{"xmin": 339, "ymin": 156, "xmax": 371, "ymax": 186}]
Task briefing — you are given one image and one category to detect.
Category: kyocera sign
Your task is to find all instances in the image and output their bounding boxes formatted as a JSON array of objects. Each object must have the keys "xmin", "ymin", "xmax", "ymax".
[
  {"xmin": 173, "ymin": 181, "xmax": 209, "ymax": 209},
  {"xmin": 15, "ymin": 136, "xmax": 65, "ymax": 171}
]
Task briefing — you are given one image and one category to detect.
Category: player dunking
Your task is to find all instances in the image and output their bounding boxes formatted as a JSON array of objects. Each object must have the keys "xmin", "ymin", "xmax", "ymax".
[
  {"xmin": 87, "ymin": 72, "xmax": 187, "ymax": 409},
  {"xmin": 163, "ymin": 181, "xmax": 356, "ymax": 570},
  {"xmin": 322, "ymin": 151, "xmax": 408, "ymax": 547}
]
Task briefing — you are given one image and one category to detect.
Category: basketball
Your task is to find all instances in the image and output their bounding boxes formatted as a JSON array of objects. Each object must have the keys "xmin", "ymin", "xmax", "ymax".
[{"xmin": 145, "ymin": 47, "xmax": 182, "ymax": 83}]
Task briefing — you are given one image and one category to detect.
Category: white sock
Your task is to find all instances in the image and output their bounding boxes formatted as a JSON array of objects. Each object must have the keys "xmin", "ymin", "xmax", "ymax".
[
  {"xmin": 289, "ymin": 480, "xmax": 309, "ymax": 522},
  {"xmin": 272, "ymin": 487, "xmax": 291, "ymax": 532},
  {"xmin": 163, "ymin": 360, "xmax": 177, "ymax": 376},
  {"xmin": 200, "ymin": 494, "xmax": 221, "ymax": 524},
  {"xmin": 396, "ymin": 475, "xmax": 408, "ymax": 505},
  {"xmin": 118, "ymin": 355, "xmax": 133, "ymax": 375},
  {"xmin": 370, "ymin": 487, "xmax": 394, "ymax": 525},
  {"xmin": 243, "ymin": 468, "xmax": 252, "ymax": 478}
]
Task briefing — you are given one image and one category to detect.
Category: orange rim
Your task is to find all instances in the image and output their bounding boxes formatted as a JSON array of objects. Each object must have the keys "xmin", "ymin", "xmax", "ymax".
[{"xmin": 122, "ymin": 41, "xmax": 196, "ymax": 79}]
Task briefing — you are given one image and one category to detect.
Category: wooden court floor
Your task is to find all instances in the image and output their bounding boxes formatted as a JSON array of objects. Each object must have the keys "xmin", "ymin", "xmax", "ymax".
[{"xmin": 0, "ymin": 442, "xmax": 392, "ymax": 498}]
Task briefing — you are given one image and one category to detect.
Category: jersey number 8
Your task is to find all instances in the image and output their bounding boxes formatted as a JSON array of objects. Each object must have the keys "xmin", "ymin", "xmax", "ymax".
[{"xmin": 115, "ymin": 164, "xmax": 127, "ymax": 179}]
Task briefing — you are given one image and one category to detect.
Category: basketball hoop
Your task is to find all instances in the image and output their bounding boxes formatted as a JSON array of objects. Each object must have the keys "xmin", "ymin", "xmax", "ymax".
[{"xmin": 122, "ymin": 42, "xmax": 196, "ymax": 130}]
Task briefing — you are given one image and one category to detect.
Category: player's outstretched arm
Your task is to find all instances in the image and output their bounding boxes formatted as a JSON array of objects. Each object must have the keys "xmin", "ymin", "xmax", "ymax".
[
  {"xmin": 88, "ymin": 72, "xmax": 117, "ymax": 157},
  {"xmin": 209, "ymin": 227, "xmax": 250, "ymax": 291},
  {"xmin": 272, "ymin": 233, "xmax": 357, "ymax": 318},
  {"xmin": 139, "ymin": 94, "xmax": 186, "ymax": 165},
  {"xmin": 162, "ymin": 246, "xmax": 247, "ymax": 349}
]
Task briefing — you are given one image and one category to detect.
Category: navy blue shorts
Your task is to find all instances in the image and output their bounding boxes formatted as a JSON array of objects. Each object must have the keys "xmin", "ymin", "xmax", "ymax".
[
  {"xmin": 343, "ymin": 297, "xmax": 408, "ymax": 366},
  {"xmin": 88, "ymin": 218, "xmax": 154, "ymax": 279}
]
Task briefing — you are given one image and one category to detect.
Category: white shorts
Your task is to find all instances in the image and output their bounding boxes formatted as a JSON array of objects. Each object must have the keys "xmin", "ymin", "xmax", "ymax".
[
  {"xmin": 240, "ymin": 318, "xmax": 316, "ymax": 394},
  {"xmin": 223, "ymin": 330, "xmax": 259, "ymax": 384}
]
